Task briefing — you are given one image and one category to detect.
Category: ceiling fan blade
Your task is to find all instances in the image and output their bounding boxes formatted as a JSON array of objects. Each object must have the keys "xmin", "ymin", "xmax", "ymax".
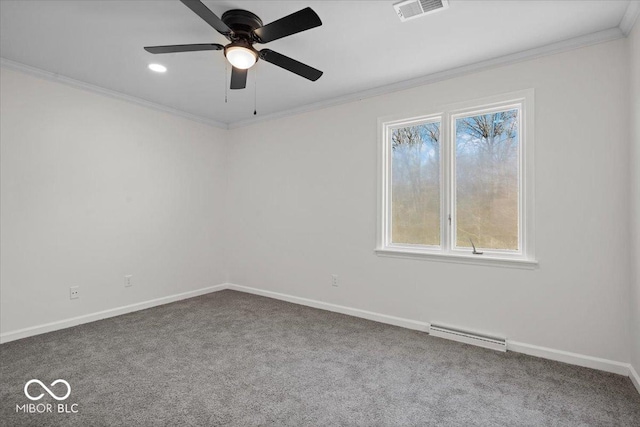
[
  {"xmin": 259, "ymin": 49, "xmax": 322, "ymax": 81},
  {"xmin": 230, "ymin": 67, "xmax": 247, "ymax": 90},
  {"xmin": 179, "ymin": 0, "xmax": 233, "ymax": 37},
  {"xmin": 144, "ymin": 43, "xmax": 224, "ymax": 54},
  {"xmin": 253, "ymin": 7, "xmax": 321, "ymax": 43}
]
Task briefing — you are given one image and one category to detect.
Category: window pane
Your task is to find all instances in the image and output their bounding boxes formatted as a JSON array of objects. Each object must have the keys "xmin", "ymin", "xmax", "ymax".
[
  {"xmin": 391, "ymin": 122, "xmax": 440, "ymax": 246},
  {"xmin": 455, "ymin": 109, "xmax": 519, "ymax": 250}
]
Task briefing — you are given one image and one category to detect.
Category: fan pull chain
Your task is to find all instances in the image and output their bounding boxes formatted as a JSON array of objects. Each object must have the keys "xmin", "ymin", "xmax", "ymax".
[
  {"xmin": 253, "ymin": 66, "xmax": 258, "ymax": 116},
  {"xmin": 224, "ymin": 61, "xmax": 228, "ymax": 103}
]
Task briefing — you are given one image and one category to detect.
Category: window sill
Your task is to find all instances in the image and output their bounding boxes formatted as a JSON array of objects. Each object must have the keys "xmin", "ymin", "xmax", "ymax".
[{"xmin": 374, "ymin": 248, "xmax": 539, "ymax": 269}]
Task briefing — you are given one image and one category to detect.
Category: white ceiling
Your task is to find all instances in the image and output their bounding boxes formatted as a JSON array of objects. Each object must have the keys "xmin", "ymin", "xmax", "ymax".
[{"xmin": 0, "ymin": 1, "xmax": 633, "ymax": 126}]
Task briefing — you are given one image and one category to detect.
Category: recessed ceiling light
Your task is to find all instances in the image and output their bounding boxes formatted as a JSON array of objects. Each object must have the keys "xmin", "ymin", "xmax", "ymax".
[{"xmin": 148, "ymin": 63, "xmax": 167, "ymax": 73}]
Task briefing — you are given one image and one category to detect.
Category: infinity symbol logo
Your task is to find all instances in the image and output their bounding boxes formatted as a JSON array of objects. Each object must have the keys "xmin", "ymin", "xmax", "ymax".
[{"xmin": 24, "ymin": 379, "xmax": 71, "ymax": 401}]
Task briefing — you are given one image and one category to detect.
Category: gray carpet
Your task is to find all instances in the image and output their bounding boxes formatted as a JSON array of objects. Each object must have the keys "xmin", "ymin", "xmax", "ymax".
[{"xmin": 1, "ymin": 290, "xmax": 639, "ymax": 426}]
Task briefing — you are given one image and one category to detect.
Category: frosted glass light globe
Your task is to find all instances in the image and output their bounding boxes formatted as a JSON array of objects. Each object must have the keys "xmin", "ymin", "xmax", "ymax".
[{"xmin": 225, "ymin": 46, "xmax": 257, "ymax": 70}]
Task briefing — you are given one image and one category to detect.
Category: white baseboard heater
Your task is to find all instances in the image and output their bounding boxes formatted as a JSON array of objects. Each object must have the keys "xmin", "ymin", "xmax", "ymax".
[{"xmin": 429, "ymin": 323, "xmax": 507, "ymax": 352}]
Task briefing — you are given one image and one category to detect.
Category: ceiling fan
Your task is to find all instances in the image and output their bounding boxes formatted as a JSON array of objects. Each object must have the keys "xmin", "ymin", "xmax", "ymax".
[{"xmin": 144, "ymin": 0, "xmax": 323, "ymax": 90}]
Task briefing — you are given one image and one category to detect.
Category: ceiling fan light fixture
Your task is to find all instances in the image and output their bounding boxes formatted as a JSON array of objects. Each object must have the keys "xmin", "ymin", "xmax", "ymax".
[
  {"xmin": 144, "ymin": 2, "xmax": 324, "ymax": 89},
  {"xmin": 225, "ymin": 46, "xmax": 258, "ymax": 70}
]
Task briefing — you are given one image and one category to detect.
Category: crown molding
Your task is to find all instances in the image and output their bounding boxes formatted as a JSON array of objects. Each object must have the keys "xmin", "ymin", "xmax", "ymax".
[
  {"xmin": 620, "ymin": 1, "xmax": 640, "ymax": 36},
  {"xmin": 1, "ymin": 25, "xmax": 625, "ymax": 132},
  {"xmin": 0, "ymin": 58, "xmax": 228, "ymax": 130},
  {"xmin": 228, "ymin": 27, "xmax": 623, "ymax": 129}
]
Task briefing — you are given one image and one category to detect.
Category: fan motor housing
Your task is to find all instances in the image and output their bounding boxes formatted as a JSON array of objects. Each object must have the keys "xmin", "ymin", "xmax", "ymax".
[{"xmin": 221, "ymin": 9, "xmax": 263, "ymax": 40}]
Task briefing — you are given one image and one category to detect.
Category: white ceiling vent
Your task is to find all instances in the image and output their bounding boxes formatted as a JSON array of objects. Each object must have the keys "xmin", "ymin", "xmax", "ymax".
[{"xmin": 393, "ymin": 0, "xmax": 449, "ymax": 22}]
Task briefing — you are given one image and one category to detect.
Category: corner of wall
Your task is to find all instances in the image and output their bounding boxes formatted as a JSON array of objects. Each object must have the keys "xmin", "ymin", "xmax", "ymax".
[
  {"xmin": 627, "ymin": 11, "xmax": 640, "ymax": 379},
  {"xmin": 222, "ymin": 126, "xmax": 232, "ymax": 285}
]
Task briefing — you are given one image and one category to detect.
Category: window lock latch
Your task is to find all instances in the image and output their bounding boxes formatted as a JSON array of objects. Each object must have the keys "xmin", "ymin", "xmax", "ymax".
[{"xmin": 470, "ymin": 239, "xmax": 483, "ymax": 255}]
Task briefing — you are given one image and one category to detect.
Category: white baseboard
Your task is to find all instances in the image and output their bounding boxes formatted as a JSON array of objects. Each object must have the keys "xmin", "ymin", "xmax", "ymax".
[
  {"xmin": 0, "ymin": 283, "xmax": 229, "ymax": 344},
  {"xmin": 227, "ymin": 283, "xmax": 637, "ymax": 391},
  {"xmin": 507, "ymin": 341, "xmax": 630, "ymax": 376},
  {"xmin": 2, "ymin": 281, "xmax": 638, "ymax": 396},
  {"xmin": 630, "ymin": 364, "xmax": 640, "ymax": 395},
  {"xmin": 227, "ymin": 283, "xmax": 430, "ymax": 332}
]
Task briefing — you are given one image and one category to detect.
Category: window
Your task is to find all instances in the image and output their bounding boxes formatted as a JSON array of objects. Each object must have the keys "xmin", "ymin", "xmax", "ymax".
[
  {"xmin": 377, "ymin": 90, "xmax": 536, "ymax": 267},
  {"xmin": 391, "ymin": 118, "xmax": 441, "ymax": 247}
]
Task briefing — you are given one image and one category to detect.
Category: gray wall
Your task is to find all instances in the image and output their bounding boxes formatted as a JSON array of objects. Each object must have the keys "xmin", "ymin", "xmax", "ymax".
[
  {"xmin": 629, "ymin": 19, "xmax": 640, "ymax": 376},
  {"xmin": 0, "ymin": 68, "xmax": 229, "ymax": 333},
  {"xmin": 227, "ymin": 38, "xmax": 632, "ymax": 363}
]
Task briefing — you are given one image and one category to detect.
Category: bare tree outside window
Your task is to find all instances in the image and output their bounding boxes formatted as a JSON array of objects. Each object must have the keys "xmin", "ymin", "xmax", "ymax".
[
  {"xmin": 391, "ymin": 122, "xmax": 440, "ymax": 246},
  {"xmin": 455, "ymin": 109, "xmax": 519, "ymax": 250}
]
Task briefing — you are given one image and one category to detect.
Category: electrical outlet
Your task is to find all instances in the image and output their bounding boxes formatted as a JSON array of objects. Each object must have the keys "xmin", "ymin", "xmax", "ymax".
[
  {"xmin": 331, "ymin": 274, "xmax": 338, "ymax": 287},
  {"xmin": 70, "ymin": 286, "xmax": 79, "ymax": 300},
  {"xmin": 124, "ymin": 275, "xmax": 133, "ymax": 287}
]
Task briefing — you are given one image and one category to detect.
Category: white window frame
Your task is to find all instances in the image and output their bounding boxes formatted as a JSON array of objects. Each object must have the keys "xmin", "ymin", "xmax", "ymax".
[{"xmin": 376, "ymin": 90, "xmax": 537, "ymax": 269}]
